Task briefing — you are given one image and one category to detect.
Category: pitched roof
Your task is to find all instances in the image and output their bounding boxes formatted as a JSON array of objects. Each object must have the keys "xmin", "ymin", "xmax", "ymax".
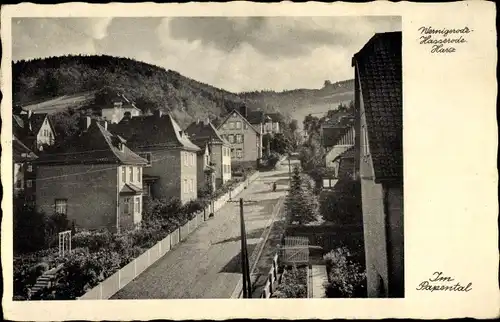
[
  {"xmin": 13, "ymin": 135, "xmax": 37, "ymax": 162},
  {"xmin": 108, "ymin": 112, "xmax": 200, "ymax": 151},
  {"xmin": 94, "ymin": 87, "xmax": 141, "ymax": 111},
  {"xmin": 185, "ymin": 121, "xmax": 229, "ymax": 146},
  {"xmin": 265, "ymin": 113, "xmax": 283, "ymax": 122},
  {"xmin": 353, "ymin": 31, "xmax": 402, "ymax": 182},
  {"xmin": 35, "ymin": 121, "xmax": 148, "ymax": 166},
  {"xmin": 217, "ymin": 109, "xmax": 261, "ymax": 135},
  {"xmin": 246, "ymin": 110, "xmax": 265, "ymax": 124}
]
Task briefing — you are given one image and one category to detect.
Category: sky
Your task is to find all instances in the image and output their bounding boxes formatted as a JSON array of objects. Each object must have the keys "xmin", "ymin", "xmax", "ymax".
[{"xmin": 12, "ymin": 16, "xmax": 401, "ymax": 92}]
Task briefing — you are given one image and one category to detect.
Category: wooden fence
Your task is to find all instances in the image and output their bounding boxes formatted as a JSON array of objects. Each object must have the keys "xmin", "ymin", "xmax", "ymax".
[
  {"xmin": 78, "ymin": 171, "xmax": 259, "ymax": 300},
  {"xmin": 259, "ymin": 253, "xmax": 280, "ymax": 298}
]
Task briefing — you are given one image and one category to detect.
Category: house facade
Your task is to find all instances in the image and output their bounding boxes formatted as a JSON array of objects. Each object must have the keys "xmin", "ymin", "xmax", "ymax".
[
  {"xmin": 185, "ymin": 119, "xmax": 232, "ymax": 189},
  {"xmin": 13, "ymin": 135, "xmax": 38, "ymax": 204},
  {"xmin": 35, "ymin": 119, "xmax": 148, "ymax": 232},
  {"xmin": 353, "ymin": 31, "xmax": 403, "ymax": 298},
  {"xmin": 13, "ymin": 111, "xmax": 56, "ymax": 152},
  {"xmin": 325, "ymin": 126, "xmax": 356, "ymax": 175},
  {"xmin": 263, "ymin": 113, "xmax": 281, "ymax": 134},
  {"xmin": 100, "ymin": 94, "xmax": 142, "ymax": 124},
  {"xmin": 110, "ymin": 111, "xmax": 200, "ymax": 204},
  {"xmin": 217, "ymin": 107, "xmax": 262, "ymax": 169}
]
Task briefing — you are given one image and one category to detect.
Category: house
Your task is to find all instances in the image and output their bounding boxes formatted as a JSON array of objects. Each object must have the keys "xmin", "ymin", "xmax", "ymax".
[
  {"xmin": 96, "ymin": 89, "xmax": 142, "ymax": 124},
  {"xmin": 216, "ymin": 106, "xmax": 262, "ymax": 169},
  {"xmin": 352, "ymin": 31, "xmax": 403, "ymax": 298},
  {"xmin": 35, "ymin": 118, "xmax": 148, "ymax": 232},
  {"xmin": 13, "ymin": 135, "xmax": 38, "ymax": 204},
  {"xmin": 325, "ymin": 126, "xmax": 356, "ymax": 175},
  {"xmin": 263, "ymin": 112, "xmax": 282, "ymax": 134},
  {"xmin": 13, "ymin": 111, "xmax": 56, "ymax": 152},
  {"xmin": 185, "ymin": 118, "xmax": 232, "ymax": 189},
  {"xmin": 109, "ymin": 110, "xmax": 200, "ymax": 204}
]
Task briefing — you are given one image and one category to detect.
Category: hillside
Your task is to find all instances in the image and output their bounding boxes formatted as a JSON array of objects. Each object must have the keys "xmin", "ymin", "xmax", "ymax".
[{"xmin": 12, "ymin": 55, "xmax": 354, "ymax": 129}]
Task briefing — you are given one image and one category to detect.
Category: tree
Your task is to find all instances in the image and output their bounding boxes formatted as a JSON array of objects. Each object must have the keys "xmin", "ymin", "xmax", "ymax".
[
  {"xmin": 284, "ymin": 166, "xmax": 319, "ymax": 225},
  {"xmin": 319, "ymin": 177, "xmax": 362, "ymax": 225}
]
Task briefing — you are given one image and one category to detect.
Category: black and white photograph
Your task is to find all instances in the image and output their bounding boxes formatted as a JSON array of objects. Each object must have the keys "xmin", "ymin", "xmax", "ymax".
[{"xmin": 7, "ymin": 15, "xmax": 404, "ymax": 301}]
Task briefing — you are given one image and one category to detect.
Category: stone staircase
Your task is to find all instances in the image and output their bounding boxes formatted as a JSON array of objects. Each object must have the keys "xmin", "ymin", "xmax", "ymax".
[{"xmin": 30, "ymin": 264, "xmax": 64, "ymax": 295}]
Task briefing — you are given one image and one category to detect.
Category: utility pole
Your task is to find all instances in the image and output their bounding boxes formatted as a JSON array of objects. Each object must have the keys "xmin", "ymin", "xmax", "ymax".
[{"xmin": 239, "ymin": 198, "xmax": 248, "ymax": 298}]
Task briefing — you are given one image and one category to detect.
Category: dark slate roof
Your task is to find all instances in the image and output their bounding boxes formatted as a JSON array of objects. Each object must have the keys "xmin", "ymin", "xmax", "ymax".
[
  {"xmin": 246, "ymin": 110, "xmax": 265, "ymax": 124},
  {"xmin": 322, "ymin": 127, "xmax": 350, "ymax": 148},
  {"xmin": 35, "ymin": 121, "xmax": 148, "ymax": 166},
  {"xmin": 265, "ymin": 113, "xmax": 283, "ymax": 122},
  {"xmin": 13, "ymin": 135, "xmax": 37, "ymax": 162},
  {"xmin": 94, "ymin": 87, "xmax": 141, "ymax": 111},
  {"xmin": 108, "ymin": 112, "xmax": 200, "ymax": 151},
  {"xmin": 353, "ymin": 31, "xmax": 402, "ymax": 182},
  {"xmin": 120, "ymin": 183, "xmax": 143, "ymax": 195},
  {"xmin": 185, "ymin": 121, "xmax": 229, "ymax": 146}
]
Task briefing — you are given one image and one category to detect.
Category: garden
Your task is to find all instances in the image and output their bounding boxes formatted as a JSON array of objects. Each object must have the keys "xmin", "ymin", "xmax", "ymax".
[
  {"xmin": 271, "ymin": 265, "xmax": 308, "ymax": 298},
  {"xmin": 13, "ymin": 175, "xmax": 253, "ymax": 300}
]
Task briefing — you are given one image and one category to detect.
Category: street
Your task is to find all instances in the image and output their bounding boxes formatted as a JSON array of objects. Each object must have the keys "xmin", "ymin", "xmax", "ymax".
[{"xmin": 111, "ymin": 162, "xmax": 293, "ymax": 299}]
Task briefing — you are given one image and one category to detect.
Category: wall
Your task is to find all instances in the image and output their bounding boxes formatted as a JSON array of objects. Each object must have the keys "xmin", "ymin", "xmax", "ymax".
[
  {"xmin": 140, "ymin": 149, "xmax": 181, "ymax": 202},
  {"xmin": 386, "ymin": 184, "xmax": 404, "ymax": 297},
  {"xmin": 180, "ymin": 150, "xmax": 198, "ymax": 203},
  {"xmin": 358, "ymin": 81, "xmax": 389, "ymax": 298},
  {"xmin": 219, "ymin": 112, "xmax": 260, "ymax": 162},
  {"xmin": 36, "ymin": 164, "xmax": 118, "ymax": 231}
]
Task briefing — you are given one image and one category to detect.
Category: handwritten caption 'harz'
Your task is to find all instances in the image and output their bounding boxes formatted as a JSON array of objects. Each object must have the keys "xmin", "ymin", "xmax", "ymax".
[{"xmin": 418, "ymin": 26, "xmax": 474, "ymax": 54}]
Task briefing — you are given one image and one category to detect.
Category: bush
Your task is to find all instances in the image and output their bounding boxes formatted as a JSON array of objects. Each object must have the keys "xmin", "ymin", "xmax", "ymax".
[
  {"xmin": 13, "ymin": 199, "xmax": 47, "ymax": 253},
  {"xmin": 272, "ymin": 265, "xmax": 308, "ymax": 298},
  {"xmin": 72, "ymin": 230, "xmax": 114, "ymax": 253},
  {"xmin": 182, "ymin": 199, "xmax": 207, "ymax": 218},
  {"xmin": 284, "ymin": 166, "xmax": 319, "ymax": 225},
  {"xmin": 323, "ymin": 247, "xmax": 366, "ymax": 298},
  {"xmin": 319, "ymin": 178, "xmax": 362, "ymax": 225}
]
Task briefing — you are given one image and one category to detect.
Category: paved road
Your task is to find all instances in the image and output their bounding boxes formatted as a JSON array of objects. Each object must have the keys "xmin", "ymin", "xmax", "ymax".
[{"xmin": 112, "ymin": 163, "xmax": 293, "ymax": 299}]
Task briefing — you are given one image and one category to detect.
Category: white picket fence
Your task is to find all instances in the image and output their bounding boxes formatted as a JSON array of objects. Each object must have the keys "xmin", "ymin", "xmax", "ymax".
[{"xmin": 78, "ymin": 171, "xmax": 259, "ymax": 300}]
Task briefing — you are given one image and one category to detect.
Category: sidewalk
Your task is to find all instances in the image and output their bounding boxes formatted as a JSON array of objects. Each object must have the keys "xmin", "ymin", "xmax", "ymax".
[
  {"xmin": 310, "ymin": 265, "xmax": 328, "ymax": 298},
  {"xmin": 111, "ymin": 169, "xmax": 289, "ymax": 299}
]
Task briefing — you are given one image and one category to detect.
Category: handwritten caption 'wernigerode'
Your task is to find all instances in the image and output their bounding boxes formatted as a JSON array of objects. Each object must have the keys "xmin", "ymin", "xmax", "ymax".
[
  {"xmin": 416, "ymin": 272, "xmax": 472, "ymax": 292},
  {"xmin": 419, "ymin": 26, "xmax": 473, "ymax": 53}
]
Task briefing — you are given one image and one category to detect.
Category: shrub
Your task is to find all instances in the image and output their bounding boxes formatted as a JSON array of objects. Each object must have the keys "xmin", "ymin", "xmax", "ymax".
[
  {"xmin": 72, "ymin": 230, "xmax": 114, "ymax": 253},
  {"xmin": 13, "ymin": 200, "xmax": 48, "ymax": 253},
  {"xmin": 182, "ymin": 199, "xmax": 207, "ymax": 217},
  {"xmin": 323, "ymin": 247, "xmax": 366, "ymax": 298},
  {"xmin": 284, "ymin": 166, "xmax": 319, "ymax": 225},
  {"xmin": 319, "ymin": 178, "xmax": 362, "ymax": 225},
  {"xmin": 272, "ymin": 265, "xmax": 308, "ymax": 298}
]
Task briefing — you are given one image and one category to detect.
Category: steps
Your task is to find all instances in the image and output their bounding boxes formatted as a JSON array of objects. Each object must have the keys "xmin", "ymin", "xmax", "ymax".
[{"xmin": 30, "ymin": 264, "xmax": 64, "ymax": 295}]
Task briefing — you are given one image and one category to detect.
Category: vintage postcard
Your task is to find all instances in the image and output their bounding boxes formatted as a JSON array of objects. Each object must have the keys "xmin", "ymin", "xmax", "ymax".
[{"xmin": 1, "ymin": 1, "xmax": 498, "ymax": 320}]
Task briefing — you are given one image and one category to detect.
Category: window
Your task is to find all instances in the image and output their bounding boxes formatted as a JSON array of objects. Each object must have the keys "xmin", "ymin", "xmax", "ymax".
[
  {"xmin": 236, "ymin": 121, "xmax": 242, "ymax": 129},
  {"xmin": 26, "ymin": 180, "xmax": 33, "ymax": 188},
  {"xmin": 135, "ymin": 197, "xmax": 140, "ymax": 213},
  {"xmin": 123, "ymin": 197, "xmax": 131, "ymax": 214},
  {"xmin": 236, "ymin": 134, "xmax": 243, "ymax": 143},
  {"xmin": 191, "ymin": 153, "xmax": 195, "ymax": 166},
  {"xmin": 139, "ymin": 153, "xmax": 152, "ymax": 167},
  {"xmin": 228, "ymin": 135, "xmax": 235, "ymax": 143},
  {"xmin": 129, "ymin": 166, "xmax": 133, "ymax": 182},
  {"xmin": 55, "ymin": 199, "xmax": 68, "ymax": 215},
  {"xmin": 229, "ymin": 122, "xmax": 235, "ymax": 129},
  {"xmin": 27, "ymin": 164, "xmax": 33, "ymax": 172},
  {"xmin": 122, "ymin": 167, "xmax": 126, "ymax": 183},
  {"xmin": 190, "ymin": 179, "xmax": 194, "ymax": 192},
  {"xmin": 231, "ymin": 148, "xmax": 235, "ymax": 158},
  {"xmin": 184, "ymin": 179, "xmax": 188, "ymax": 193},
  {"xmin": 222, "ymin": 123, "xmax": 228, "ymax": 130},
  {"xmin": 244, "ymin": 123, "xmax": 248, "ymax": 130},
  {"xmin": 137, "ymin": 167, "xmax": 141, "ymax": 182},
  {"xmin": 236, "ymin": 149, "xmax": 243, "ymax": 159}
]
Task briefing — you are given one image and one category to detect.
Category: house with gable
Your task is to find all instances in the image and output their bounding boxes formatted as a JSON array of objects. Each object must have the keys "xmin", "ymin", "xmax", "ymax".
[
  {"xmin": 352, "ymin": 31, "xmax": 403, "ymax": 298},
  {"xmin": 216, "ymin": 106, "xmax": 263, "ymax": 168},
  {"xmin": 13, "ymin": 135, "xmax": 38, "ymax": 204},
  {"xmin": 109, "ymin": 110, "xmax": 200, "ymax": 204},
  {"xmin": 35, "ymin": 118, "xmax": 148, "ymax": 232},
  {"xmin": 13, "ymin": 110, "xmax": 56, "ymax": 152},
  {"xmin": 325, "ymin": 126, "xmax": 356, "ymax": 177},
  {"xmin": 185, "ymin": 118, "xmax": 232, "ymax": 189},
  {"xmin": 90, "ymin": 87, "xmax": 142, "ymax": 124}
]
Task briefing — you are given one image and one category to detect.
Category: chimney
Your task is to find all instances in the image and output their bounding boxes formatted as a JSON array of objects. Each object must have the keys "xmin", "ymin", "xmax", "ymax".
[
  {"xmin": 239, "ymin": 105, "xmax": 247, "ymax": 118},
  {"xmin": 153, "ymin": 109, "xmax": 163, "ymax": 118},
  {"xmin": 203, "ymin": 117, "xmax": 210, "ymax": 125},
  {"xmin": 80, "ymin": 116, "xmax": 92, "ymax": 131},
  {"xmin": 196, "ymin": 118, "xmax": 200, "ymax": 124}
]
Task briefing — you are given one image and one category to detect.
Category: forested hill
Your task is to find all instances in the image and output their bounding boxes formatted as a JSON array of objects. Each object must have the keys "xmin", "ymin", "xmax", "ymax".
[{"xmin": 12, "ymin": 55, "xmax": 354, "ymax": 129}]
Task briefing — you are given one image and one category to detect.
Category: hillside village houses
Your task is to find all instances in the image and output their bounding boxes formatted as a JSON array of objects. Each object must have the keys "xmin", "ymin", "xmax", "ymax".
[
  {"xmin": 99, "ymin": 91, "xmax": 143, "ymax": 124},
  {"xmin": 185, "ymin": 118, "xmax": 232, "ymax": 189},
  {"xmin": 35, "ymin": 118, "xmax": 149, "ymax": 232},
  {"xmin": 352, "ymin": 31, "xmax": 403, "ymax": 298},
  {"xmin": 109, "ymin": 110, "xmax": 200, "ymax": 204}
]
